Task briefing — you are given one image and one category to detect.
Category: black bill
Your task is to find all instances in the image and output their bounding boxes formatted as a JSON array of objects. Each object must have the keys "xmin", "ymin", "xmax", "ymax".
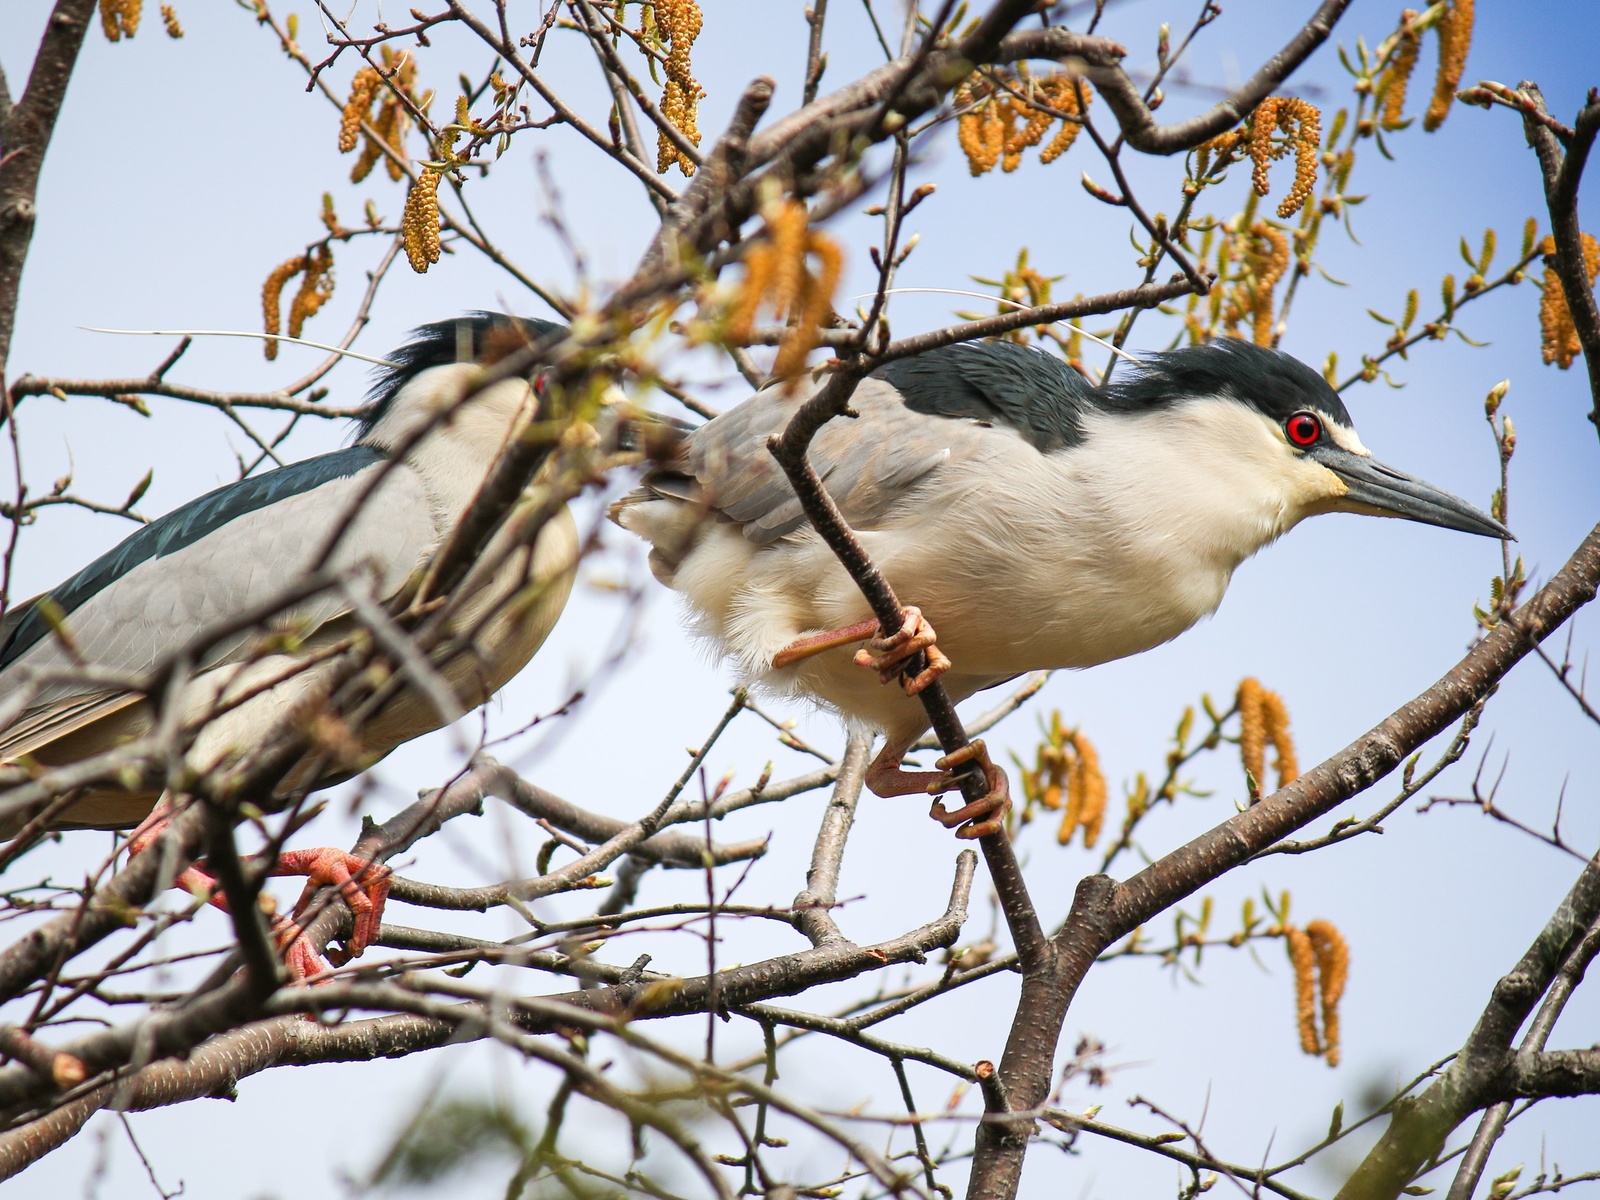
[{"xmin": 1310, "ymin": 445, "xmax": 1513, "ymax": 539}]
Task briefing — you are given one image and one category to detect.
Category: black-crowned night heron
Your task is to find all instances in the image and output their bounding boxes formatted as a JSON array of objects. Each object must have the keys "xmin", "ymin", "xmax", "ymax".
[
  {"xmin": 0, "ymin": 313, "xmax": 579, "ymax": 974},
  {"xmin": 613, "ymin": 337, "xmax": 1509, "ymax": 837}
]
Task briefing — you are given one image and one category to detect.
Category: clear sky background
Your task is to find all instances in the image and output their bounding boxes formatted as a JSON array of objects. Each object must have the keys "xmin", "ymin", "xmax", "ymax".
[{"xmin": 2, "ymin": 1, "xmax": 1599, "ymax": 1197}]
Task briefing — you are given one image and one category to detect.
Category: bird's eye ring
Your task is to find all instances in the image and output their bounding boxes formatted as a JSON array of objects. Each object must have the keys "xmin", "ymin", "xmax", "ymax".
[{"xmin": 1285, "ymin": 412, "xmax": 1322, "ymax": 447}]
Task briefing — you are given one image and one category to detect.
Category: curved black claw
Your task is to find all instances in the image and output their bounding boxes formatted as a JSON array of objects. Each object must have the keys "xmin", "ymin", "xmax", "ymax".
[{"xmin": 927, "ymin": 740, "xmax": 1011, "ymax": 840}]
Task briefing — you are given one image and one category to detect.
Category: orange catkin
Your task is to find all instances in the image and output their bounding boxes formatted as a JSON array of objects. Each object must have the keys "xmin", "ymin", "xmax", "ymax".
[
  {"xmin": 1072, "ymin": 731, "xmax": 1107, "ymax": 848},
  {"xmin": 1261, "ymin": 686, "xmax": 1299, "ymax": 786},
  {"xmin": 1284, "ymin": 925, "xmax": 1321, "ymax": 1056},
  {"xmin": 956, "ymin": 72, "xmax": 1090, "ymax": 175},
  {"xmin": 1539, "ymin": 232, "xmax": 1600, "ymax": 369},
  {"xmin": 1237, "ymin": 676, "xmax": 1298, "ymax": 793},
  {"xmin": 1424, "ymin": 0, "xmax": 1474, "ymax": 132},
  {"xmin": 1247, "ymin": 97, "xmax": 1284, "ymax": 198},
  {"xmin": 1237, "ymin": 678, "xmax": 1267, "ymax": 797},
  {"xmin": 774, "ymin": 233, "xmax": 842, "ymax": 379},
  {"xmin": 1276, "ymin": 99, "xmax": 1321, "ymax": 219},
  {"xmin": 726, "ymin": 200, "xmax": 843, "ymax": 383},
  {"xmin": 1038, "ymin": 78, "xmax": 1091, "ymax": 164},
  {"xmin": 1305, "ymin": 920, "xmax": 1349, "ymax": 1067},
  {"xmin": 1003, "ymin": 87, "xmax": 1055, "ymax": 172},
  {"xmin": 340, "ymin": 68, "xmax": 380, "ymax": 154},
  {"xmin": 402, "ymin": 170, "xmax": 443, "ymax": 274},
  {"xmin": 956, "ymin": 78, "xmax": 1005, "ymax": 177},
  {"xmin": 1379, "ymin": 11, "xmax": 1421, "ymax": 129},
  {"xmin": 99, "ymin": 0, "xmax": 142, "ymax": 41},
  {"xmin": 287, "ymin": 245, "xmax": 334, "ymax": 339},
  {"xmin": 654, "ymin": 0, "xmax": 705, "ymax": 175},
  {"xmin": 261, "ymin": 255, "xmax": 309, "ymax": 361},
  {"xmin": 725, "ymin": 244, "xmax": 774, "ymax": 345},
  {"xmin": 1249, "ymin": 222, "xmax": 1290, "ymax": 347},
  {"xmin": 1235, "ymin": 98, "xmax": 1321, "ymax": 218}
]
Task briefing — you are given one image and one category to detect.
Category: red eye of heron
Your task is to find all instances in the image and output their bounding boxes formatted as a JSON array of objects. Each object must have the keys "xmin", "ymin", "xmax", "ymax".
[{"xmin": 1285, "ymin": 412, "xmax": 1322, "ymax": 447}]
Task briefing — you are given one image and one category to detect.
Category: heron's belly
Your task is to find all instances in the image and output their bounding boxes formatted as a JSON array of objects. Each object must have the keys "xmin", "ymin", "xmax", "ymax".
[
  {"xmin": 862, "ymin": 543, "xmax": 1230, "ymax": 679},
  {"xmin": 671, "ymin": 503, "xmax": 1234, "ymax": 734}
]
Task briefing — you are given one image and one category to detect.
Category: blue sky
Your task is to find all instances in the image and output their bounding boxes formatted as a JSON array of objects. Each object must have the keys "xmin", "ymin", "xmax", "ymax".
[{"xmin": 3, "ymin": 1, "xmax": 1599, "ymax": 1197}]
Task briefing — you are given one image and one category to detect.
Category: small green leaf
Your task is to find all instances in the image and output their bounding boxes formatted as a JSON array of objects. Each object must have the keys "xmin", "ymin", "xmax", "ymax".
[{"xmin": 1176, "ymin": 705, "xmax": 1195, "ymax": 748}]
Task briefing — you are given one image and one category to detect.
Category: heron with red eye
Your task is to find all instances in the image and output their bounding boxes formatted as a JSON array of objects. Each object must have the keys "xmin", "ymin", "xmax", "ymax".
[{"xmin": 1285, "ymin": 412, "xmax": 1322, "ymax": 446}]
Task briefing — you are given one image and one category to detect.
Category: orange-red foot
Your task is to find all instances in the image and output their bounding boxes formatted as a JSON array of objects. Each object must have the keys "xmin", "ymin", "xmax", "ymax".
[
  {"xmin": 852, "ymin": 606, "xmax": 951, "ymax": 695},
  {"xmin": 272, "ymin": 847, "xmax": 391, "ymax": 968},
  {"xmin": 126, "ymin": 806, "xmax": 388, "ymax": 982},
  {"xmin": 927, "ymin": 740, "xmax": 1011, "ymax": 840},
  {"xmin": 268, "ymin": 913, "xmax": 337, "ymax": 981}
]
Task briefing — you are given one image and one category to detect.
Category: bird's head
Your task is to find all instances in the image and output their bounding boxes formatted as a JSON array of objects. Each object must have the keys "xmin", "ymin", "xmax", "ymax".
[
  {"xmin": 1110, "ymin": 339, "xmax": 1511, "ymax": 542},
  {"xmin": 357, "ymin": 312, "xmax": 569, "ymax": 452}
]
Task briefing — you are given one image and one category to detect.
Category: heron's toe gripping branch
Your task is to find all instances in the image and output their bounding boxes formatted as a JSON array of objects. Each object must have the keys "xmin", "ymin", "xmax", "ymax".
[
  {"xmin": 272, "ymin": 847, "xmax": 392, "ymax": 973},
  {"xmin": 928, "ymin": 740, "xmax": 1011, "ymax": 840},
  {"xmin": 853, "ymin": 605, "xmax": 952, "ymax": 695},
  {"xmin": 127, "ymin": 808, "xmax": 390, "ymax": 983}
]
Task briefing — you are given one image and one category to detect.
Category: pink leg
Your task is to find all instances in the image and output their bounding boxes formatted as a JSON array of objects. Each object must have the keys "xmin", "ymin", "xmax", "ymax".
[
  {"xmin": 126, "ymin": 801, "xmax": 389, "ymax": 981},
  {"xmin": 865, "ymin": 736, "xmax": 1012, "ymax": 840},
  {"xmin": 772, "ymin": 618, "xmax": 881, "ymax": 669}
]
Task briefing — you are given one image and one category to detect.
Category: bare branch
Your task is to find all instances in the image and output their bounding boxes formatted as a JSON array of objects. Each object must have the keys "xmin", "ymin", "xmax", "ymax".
[
  {"xmin": 1514, "ymin": 84, "xmax": 1600, "ymax": 435},
  {"xmin": 1072, "ymin": 0, "xmax": 1354, "ymax": 154},
  {"xmin": 0, "ymin": 0, "xmax": 98, "ymax": 406}
]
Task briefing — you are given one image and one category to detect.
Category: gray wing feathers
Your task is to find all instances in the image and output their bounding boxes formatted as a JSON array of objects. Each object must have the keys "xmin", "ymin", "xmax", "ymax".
[
  {"xmin": 1, "ymin": 462, "xmax": 439, "ymax": 709},
  {"xmin": 655, "ymin": 378, "xmax": 957, "ymax": 545},
  {"xmin": 0, "ymin": 691, "xmax": 140, "ymax": 763}
]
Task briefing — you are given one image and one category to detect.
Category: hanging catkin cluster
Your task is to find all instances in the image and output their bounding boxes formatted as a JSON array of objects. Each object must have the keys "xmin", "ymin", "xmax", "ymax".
[
  {"xmin": 402, "ymin": 169, "xmax": 444, "ymax": 274},
  {"xmin": 1378, "ymin": 10, "xmax": 1422, "ymax": 130},
  {"xmin": 1423, "ymin": 0, "xmax": 1475, "ymax": 132},
  {"xmin": 1198, "ymin": 97, "xmax": 1321, "ymax": 219},
  {"xmin": 340, "ymin": 48, "xmax": 417, "ymax": 184},
  {"xmin": 650, "ymin": 0, "xmax": 705, "ymax": 176},
  {"xmin": 1236, "ymin": 677, "xmax": 1298, "ymax": 800},
  {"xmin": 260, "ymin": 244, "xmax": 335, "ymax": 361},
  {"xmin": 340, "ymin": 68, "xmax": 381, "ymax": 154},
  {"xmin": 1016, "ymin": 712, "xmax": 1107, "ymax": 849},
  {"xmin": 1538, "ymin": 232, "xmax": 1600, "ymax": 369},
  {"xmin": 99, "ymin": 0, "xmax": 142, "ymax": 40},
  {"xmin": 725, "ymin": 199, "xmax": 843, "ymax": 382},
  {"xmin": 955, "ymin": 70, "xmax": 1092, "ymax": 177},
  {"xmin": 1214, "ymin": 220, "xmax": 1291, "ymax": 347},
  {"xmin": 1284, "ymin": 919, "xmax": 1349, "ymax": 1065}
]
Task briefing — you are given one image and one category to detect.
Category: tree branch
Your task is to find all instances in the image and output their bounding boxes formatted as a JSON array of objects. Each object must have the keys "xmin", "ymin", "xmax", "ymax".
[
  {"xmin": 1338, "ymin": 856, "xmax": 1600, "ymax": 1200},
  {"xmin": 1073, "ymin": 0, "xmax": 1353, "ymax": 154},
  {"xmin": 1448, "ymin": 907, "xmax": 1600, "ymax": 1200},
  {"xmin": 1515, "ymin": 84, "xmax": 1600, "ymax": 434},
  {"xmin": 0, "ymin": 0, "xmax": 98, "ymax": 409}
]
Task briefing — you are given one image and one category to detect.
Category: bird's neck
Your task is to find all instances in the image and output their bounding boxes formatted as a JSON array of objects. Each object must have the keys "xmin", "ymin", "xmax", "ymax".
[
  {"xmin": 361, "ymin": 365, "xmax": 537, "ymax": 527},
  {"xmin": 1076, "ymin": 399, "xmax": 1312, "ymax": 588}
]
